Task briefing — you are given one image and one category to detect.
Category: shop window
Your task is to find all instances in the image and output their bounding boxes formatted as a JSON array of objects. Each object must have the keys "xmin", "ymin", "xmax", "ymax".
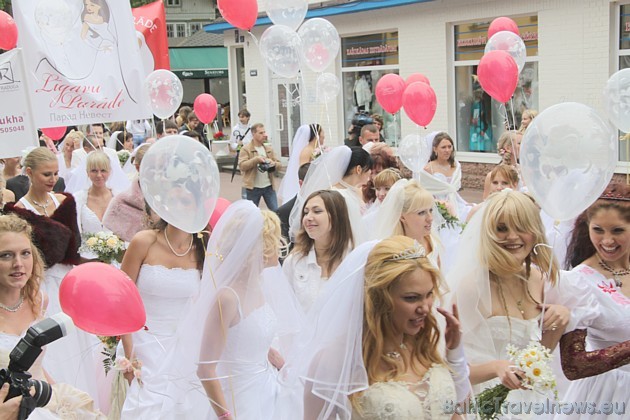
[
  {"xmin": 341, "ymin": 32, "xmax": 400, "ymax": 146},
  {"xmin": 453, "ymin": 16, "xmax": 538, "ymax": 153}
]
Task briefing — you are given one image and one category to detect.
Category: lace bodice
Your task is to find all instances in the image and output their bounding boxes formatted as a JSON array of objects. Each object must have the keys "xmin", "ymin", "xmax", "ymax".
[
  {"xmin": 353, "ymin": 364, "xmax": 456, "ymax": 420},
  {"xmin": 74, "ymin": 189, "xmax": 109, "ymax": 235},
  {"xmin": 136, "ymin": 264, "xmax": 200, "ymax": 336}
]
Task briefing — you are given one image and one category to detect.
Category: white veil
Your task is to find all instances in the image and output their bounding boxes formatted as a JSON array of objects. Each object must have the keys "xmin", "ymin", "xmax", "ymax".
[
  {"xmin": 288, "ymin": 146, "xmax": 352, "ymax": 241},
  {"xmin": 163, "ymin": 200, "xmax": 303, "ymax": 416},
  {"xmin": 106, "ymin": 131, "xmax": 124, "ymax": 150},
  {"xmin": 280, "ymin": 241, "xmax": 376, "ymax": 420},
  {"xmin": 64, "ymin": 149, "xmax": 131, "ymax": 195},
  {"xmin": 277, "ymin": 124, "xmax": 311, "ymax": 204}
]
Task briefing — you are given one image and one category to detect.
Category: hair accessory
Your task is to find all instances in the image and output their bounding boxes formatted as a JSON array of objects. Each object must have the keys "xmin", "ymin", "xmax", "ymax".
[
  {"xmin": 387, "ymin": 240, "xmax": 426, "ymax": 261},
  {"xmin": 599, "ymin": 190, "xmax": 630, "ymax": 202}
]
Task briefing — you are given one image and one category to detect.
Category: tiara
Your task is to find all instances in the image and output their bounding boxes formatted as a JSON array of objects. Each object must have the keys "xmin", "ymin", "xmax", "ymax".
[
  {"xmin": 387, "ymin": 240, "xmax": 426, "ymax": 261},
  {"xmin": 600, "ymin": 191, "xmax": 630, "ymax": 202}
]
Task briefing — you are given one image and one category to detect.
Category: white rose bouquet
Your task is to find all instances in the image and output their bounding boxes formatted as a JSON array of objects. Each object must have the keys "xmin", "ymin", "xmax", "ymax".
[{"xmin": 81, "ymin": 232, "xmax": 126, "ymax": 263}]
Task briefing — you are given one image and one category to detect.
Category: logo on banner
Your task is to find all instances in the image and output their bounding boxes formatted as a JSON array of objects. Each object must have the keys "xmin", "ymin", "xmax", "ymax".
[{"xmin": 0, "ymin": 61, "xmax": 19, "ymax": 91}]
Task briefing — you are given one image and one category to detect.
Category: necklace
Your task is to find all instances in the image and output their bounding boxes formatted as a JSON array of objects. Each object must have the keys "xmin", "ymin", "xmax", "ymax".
[
  {"xmin": 597, "ymin": 255, "xmax": 628, "ymax": 287},
  {"xmin": 164, "ymin": 229, "xmax": 193, "ymax": 257},
  {"xmin": 27, "ymin": 194, "xmax": 51, "ymax": 217},
  {"xmin": 0, "ymin": 295, "xmax": 24, "ymax": 312},
  {"xmin": 385, "ymin": 341, "xmax": 408, "ymax": 359}
]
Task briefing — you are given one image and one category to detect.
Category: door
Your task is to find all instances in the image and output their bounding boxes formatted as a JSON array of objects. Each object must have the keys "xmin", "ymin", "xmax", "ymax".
[{"xmin": 272, "ymin": 79, "xmax": 302, "ymax": 159}]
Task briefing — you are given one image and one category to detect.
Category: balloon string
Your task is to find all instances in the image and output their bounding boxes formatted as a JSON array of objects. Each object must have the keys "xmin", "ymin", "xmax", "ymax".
[
  {"xmin": 247, "ymin": 30, "xmax": 259, "ymax": 47},
  {"xmin": 533, "ymin": 226, "xmax": 558, "ymax": 339},
  {"xmin": 150, "ymin": 119, "xmax": 157, "ymax": 139}
]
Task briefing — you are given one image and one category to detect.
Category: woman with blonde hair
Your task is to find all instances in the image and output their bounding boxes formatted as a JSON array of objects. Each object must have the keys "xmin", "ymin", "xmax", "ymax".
[
  {"xmin": 0, "ymin": 214, "xmax": 105, "ymax": 418},
  {"xmin": 288, "ymin": 236, "xmax": 468, "ymax": 419},
  {"xmin": 448, "ymin": 190, "xmax": 577, "ymax": 412},
  {"xmin": 482, "ymin": 131, "xmax": 522, "ymax": 199},
  {"xmin": 519, "ymin": 108, "xmax": 538, "ymax": 133}
]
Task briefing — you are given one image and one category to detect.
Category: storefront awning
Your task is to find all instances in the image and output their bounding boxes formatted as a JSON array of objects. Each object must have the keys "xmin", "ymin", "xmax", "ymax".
[
  {"xmin": 169, "ymin": 47, "xmax": 228, "ymax": 78},
  {"xmin": 203, "ymin": 0, "xmax": 434, "ymax": 33}
]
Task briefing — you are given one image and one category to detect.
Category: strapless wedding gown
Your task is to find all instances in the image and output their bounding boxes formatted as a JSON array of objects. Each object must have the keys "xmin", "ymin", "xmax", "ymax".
[{"xmin": 121, "ymin": 264, "xmax": 200, "ymax": 419}]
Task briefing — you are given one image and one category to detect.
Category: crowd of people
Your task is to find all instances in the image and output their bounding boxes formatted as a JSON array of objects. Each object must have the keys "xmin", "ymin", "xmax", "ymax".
[{"xmin": 0, "ymin": 106, "xmax": 627, "ymax": 420}]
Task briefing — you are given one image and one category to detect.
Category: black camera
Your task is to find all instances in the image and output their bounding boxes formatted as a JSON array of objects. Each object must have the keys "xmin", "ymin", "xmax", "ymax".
[
  {"xmin": 351, "ymin": 111, "xmax": 374, "ymax": 128},
  {"xmin": 0, "ymin": 313, "xmax": 73, "ymax": 419},
  {"xmin": 257, "ymin": 162, "xmax": 276, "ymax": 173}
]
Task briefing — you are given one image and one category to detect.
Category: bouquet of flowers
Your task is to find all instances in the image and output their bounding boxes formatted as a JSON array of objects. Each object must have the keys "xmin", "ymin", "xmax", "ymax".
[
  {"xmin": 435, "ymin": 200, "xmax": 462, "ymax": 230},
  {"xmin": 213, "ymin": 131, "xmax": 227, "ymax": 140},
  {"xmin": 117, "ymin": 149, "xmax": 131, "ymax": 167},
  {"xmin": 475, "ymin": 341, "xmax": 558, "ymax": 419},
  {"xmin": 99, "ymin": 335, "xmax": 120, "ymax": 374},
  {"xmin": 312, "ymin": 145, "xmax": 330, "ymax": 160},
  {"xmin": 115, "ymin": 357, "xmax": 143, "ymax": 388},
  {"xmin": 80, "ymin": 231, "xmax": 126, "ymax": 263}
]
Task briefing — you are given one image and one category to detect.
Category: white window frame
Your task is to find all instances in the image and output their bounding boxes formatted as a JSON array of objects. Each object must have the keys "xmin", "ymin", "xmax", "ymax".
[
  {"xmin": 189, "ymin": 23, "xmax": 202, "ymax": 34},
  {"xmin": 166, "ymin": 0, "xmax": 181, "ymax": 7},
  {"xmin": 176, "ymin": 23, "xmax": 187, "ymax": 38},
  {"xmin": 449, "ymin": 17, "xmax": 539, "ymax": 164},
  {"xmin": 166, "ymin": 23, "xmax": 174, "ymax": 38},
  {"xmin": 614, "ymin": 2, "xmax": 630, "ymax": 170}
]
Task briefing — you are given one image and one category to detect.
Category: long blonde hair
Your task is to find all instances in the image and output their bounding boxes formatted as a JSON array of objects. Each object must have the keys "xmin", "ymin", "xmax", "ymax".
[
  {"xmin": 480, "ymin": 190, "xmax": 558, "ymax": 283},
  {"xmin": 362, "ymin": 236, "xmax": 444, "ymax": 385},
  {"xmin": 0, "ymin": 214, "xmax": 45, "ymax": 317},
  {"xmin": 392, "ymin": 180, "xmax": 434, "ymax": 236}
]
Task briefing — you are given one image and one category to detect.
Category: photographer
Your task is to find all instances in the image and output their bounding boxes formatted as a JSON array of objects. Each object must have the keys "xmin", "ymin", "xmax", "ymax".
[
  {"xmin": 238, "ymin": 124, "xmax": 281, "ymax": 211},
  {"xmin": 344, "ymin": 112, "xmax": 374, "ymax": 147}
]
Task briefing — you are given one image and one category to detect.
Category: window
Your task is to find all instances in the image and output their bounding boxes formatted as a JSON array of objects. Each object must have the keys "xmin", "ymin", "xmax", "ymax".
[
  {"xmin": 453, "ymin": 16, "xmax": 539, "ymax": 154},
  {"xmin": 166, "ymin": 0, "xmax": 181, "ymax": 6},
  {"xmin": 341, "ymin": 32, "xmax": 400, "ymax": 146},
  {"xmin": 176, "ymin": 23, "xmax": 187, "ymax": 38},
  {"xmin": 190, "ymin": 23, "xmax": 202, "ymax": 34},
  {"xmin": 617, "ymin": 4, "xmax": 630, "ymax": 161},
  {"xmin": 166, "ymin": 23, "xmax": 174, "ymax": 39}
]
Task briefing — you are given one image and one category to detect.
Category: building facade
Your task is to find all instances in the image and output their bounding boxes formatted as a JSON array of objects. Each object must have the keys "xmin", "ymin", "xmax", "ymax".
[{"xmin": 206, "ymin": 0, "xmax": 628, "ymax": 186}]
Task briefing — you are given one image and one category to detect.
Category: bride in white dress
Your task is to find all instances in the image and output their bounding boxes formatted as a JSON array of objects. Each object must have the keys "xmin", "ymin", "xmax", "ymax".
[
  {"xmin": 560, "ymin": 183, "xmax": 630, "ymax": 419},
  {"xmin": 119, "ymin": 217, "xmax": 207, "ymax": 419},
  {"xmin": 281, "ymin": 237, "xmax": 469, "ymax": 419},
  {"xmin": 166, "ymin": 201, "xmax": 303, "ymax": 419},
  {"xmin": 448, "ymin": 190, "xmax": 574, "ymax": 418}
]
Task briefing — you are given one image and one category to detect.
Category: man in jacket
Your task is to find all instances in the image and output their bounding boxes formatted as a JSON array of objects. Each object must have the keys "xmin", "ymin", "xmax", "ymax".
[{"xmin": 238, "ymin": 123, "xmax": 280, "ymax": 211}]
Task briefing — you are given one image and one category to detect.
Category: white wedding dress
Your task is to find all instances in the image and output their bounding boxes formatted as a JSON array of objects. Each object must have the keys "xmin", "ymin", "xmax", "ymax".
[
  {"xmin": 352, "ymin": 364, "xmax": 456, "ymax": 420},
  {"xmin": 74, "ymin": 189, "xmax": 112, "ymax": 260},
  {"xmin": 121, "ymin": 264, "xmax": 200, "ymax": 419},
  {"xmin": 212, "ymin": 288, "xmax": 279, "ymax": 420},
  {"xmin": 560, "ymin": 264, "xmax": 630, "ymax": 419}
]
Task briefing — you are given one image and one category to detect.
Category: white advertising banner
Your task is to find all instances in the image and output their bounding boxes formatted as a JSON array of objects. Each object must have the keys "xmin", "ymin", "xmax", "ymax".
[
  {"xmin": 0, "ymin": 49, "xmax": 39, "ymax": 159},
  {"xmin": 12, "ymin": 0, "xmax": 152, "ymax": 127}
]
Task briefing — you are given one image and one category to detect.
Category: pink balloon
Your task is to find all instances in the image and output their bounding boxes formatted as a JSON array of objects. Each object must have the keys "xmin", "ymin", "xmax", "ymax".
[
  {"xmin": 209, "ymin": 198, "xmax": 231, "ymax": 230},
  {"xmin": 194, "ymin": 94, "xmax": 218, "ymax": 124},
  {"xmin": 477, "ymin": 50, "xmax": 519, "ymax": 103},
  {"xmin": 402, "ymin": 82, "xmax": 437, "ymax": 127},
  {"xmin": 218, "ymin": 0, "xmax": 258, "ymax": 31},
  {"xmin": 405, "ymin": 73, "xmax": 430, "ymax": 87},
  {"xmin": 375, "ymin": 74, "xmax": 406, "ymax": 114},
  {"xmin": 0, "ymin": 11, "xmax": 18, "ymax": 50},
  {"xmin": 60, "ymin": 263, "xmax": 146, "ymax": 336},
  {"xmin": 41, "ymin": 126, "xmax": 67, "ymax": 141},
  {"xmin": 488, "ymin": 17, "xmax": 520, "ymax": 39}
]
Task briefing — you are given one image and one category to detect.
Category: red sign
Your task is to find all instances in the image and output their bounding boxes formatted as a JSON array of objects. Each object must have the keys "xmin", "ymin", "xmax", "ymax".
[{"xmin": 132, "ymin": 0, "xmax": 170, "ymax": 71}]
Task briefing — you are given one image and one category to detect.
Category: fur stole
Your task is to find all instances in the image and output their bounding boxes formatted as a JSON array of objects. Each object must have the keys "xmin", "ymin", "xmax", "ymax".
[
  {"xmin": 102, "ymin": 179, "xmax": 147, "ymax": 242},
  {"xmin": 3, "ymin": 193, "xmax": 81, "ymax": 267}
]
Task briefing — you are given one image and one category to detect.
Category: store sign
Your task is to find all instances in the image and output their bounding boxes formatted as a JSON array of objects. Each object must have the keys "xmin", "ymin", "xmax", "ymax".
[
  {"xmin": 173, "ymin": 69, "xmax": 228, "ymax": 79},
  {"xmin": 341, "ymin": 32, "xmax": 399, "ymax": 67},
  {"xmin": 454, "ymin": 15, "xmax": 538, "ymax": 61}
]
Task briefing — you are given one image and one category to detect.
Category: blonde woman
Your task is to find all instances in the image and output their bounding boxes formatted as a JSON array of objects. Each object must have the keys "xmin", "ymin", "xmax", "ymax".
[{"xmin": 518, "ymin": 108, "xmax": 538, "ymax": 133}]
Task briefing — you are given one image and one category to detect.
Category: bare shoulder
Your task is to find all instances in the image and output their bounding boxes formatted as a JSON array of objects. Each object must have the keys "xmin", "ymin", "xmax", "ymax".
[
  {"xmin": 54, "ymin": 193, "xmax": 67, "ymax": 204},
  {"xmin": 129, "ymin": 229, "xmax": 159, "ymax": 249}
]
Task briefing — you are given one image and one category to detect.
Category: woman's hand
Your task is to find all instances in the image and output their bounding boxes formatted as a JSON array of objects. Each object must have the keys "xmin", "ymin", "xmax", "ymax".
[
  {"xmin": 437, "ymin": 304, "xmax": 462, "ymax": 350},
  {"xmin": 123, "ymin": 370, "xmax": 135, "ymax": 386},
  {"xmin": 268, "ymin": 348, "xmax": 285, "ymax": 370},
  {"xmin": 494, "ymin": 360, "xmax": 525, "ymax": 390},
  {"xmin": 538, "ymin": 304, "xmax": 570, "ymax": 332}
]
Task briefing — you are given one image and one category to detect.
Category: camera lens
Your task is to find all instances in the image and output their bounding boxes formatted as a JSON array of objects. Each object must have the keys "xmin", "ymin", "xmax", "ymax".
[{"xmin": 31, "ymin": 379, "xmax": 53, "ymax": 407}]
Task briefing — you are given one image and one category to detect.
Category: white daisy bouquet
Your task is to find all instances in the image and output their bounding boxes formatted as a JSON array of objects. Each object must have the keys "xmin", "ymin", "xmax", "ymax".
[
  {"xmin": 81, "ymin": 231, "xmax": 126, "ymax": 263},
  {"xmin": 475, "ymin": 341, "xmax": 558, "ymax": 419},
  {"xmin": 117, "ymin": 149, "xmax": 131, "ymax": 167}
]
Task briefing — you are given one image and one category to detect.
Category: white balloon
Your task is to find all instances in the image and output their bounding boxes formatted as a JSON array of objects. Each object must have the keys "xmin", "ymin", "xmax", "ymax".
[
  {"xmin": 263, "ymin": 0, "xmax": 308, "ymax": 31},
  {"xmin": 398, "ymin": 134, "xmax": 431, "ymax": 173},
  {"xmin": 316, "ymin": 73, "xmax": 340, "ymax": 104},
  {"xmin": 259, "ymin": 25, "xmax": 303, "ymax": 78},
  {"xmin": 298, "ymin": 18, "xmax": 340, "ymax": 73},
  {"xmin": 520, "ymin": 102, "xmax": 617, "ymax": 221},
  {"xmin": 144, "ymin": 70, "xmax": 184, "ymax": 119},
  {"xmin": 603, "ymin": 68, "xmax": 630, "ymax": 133},
  {"xmin": 484, "ymin": 31, "xmax": 526, "ymax": 73},
  {"xmin": 140, "ymin": 135, "xmax": 221, "ymax": 233}
]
